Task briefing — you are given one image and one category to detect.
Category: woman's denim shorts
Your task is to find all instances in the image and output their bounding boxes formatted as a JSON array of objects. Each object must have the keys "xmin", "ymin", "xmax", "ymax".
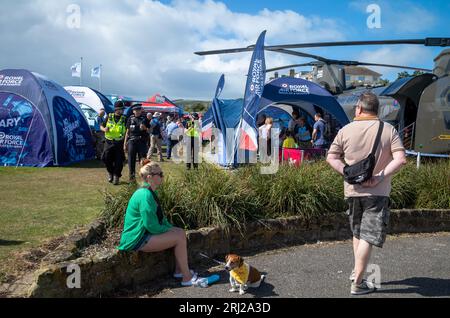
[{"xmin": 133, "ymin": 233, "xmax": 152, "ymax": 251}]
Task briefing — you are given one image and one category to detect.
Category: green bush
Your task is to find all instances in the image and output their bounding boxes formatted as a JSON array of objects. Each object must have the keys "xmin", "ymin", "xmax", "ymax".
[
  {"xmin": 101, "ymin": 160, "xmax": 449, "ymax": 231},
  {"xmin": 100, "ymin": 183, "xmax": 137, "ymax": 229},
  {"xmin": 390, "ymin": 161, "xmax": 418, "ymax": 209},
  {"xmin": 240, "ymin": 162, "xmax": 345, "ymax": 219},
  {"xmin": 160, "ymin": 165, "xmax": 259, "ymax": 231},
  {"xmin": 391, "ymin": 160, "xmax": 450, "ymax": 209},
  {"xmin": 414, "ymin": 160, "xmax": 450, "ymax": 209}
]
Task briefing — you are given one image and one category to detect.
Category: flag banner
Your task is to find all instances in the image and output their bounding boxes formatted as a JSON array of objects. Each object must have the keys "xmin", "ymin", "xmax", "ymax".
[
  {"xmin": 202, "ymin": 74, "xmax": 225, "ymax": 135},
  {"xmin": 91, "ymin": 66, "xmax": 101, "ymax": 78},
  {"xmin": 71, "ymin": 63, "xmax": 81, "ymax": 78},
  {"xmin": 237, "ymin": 31, "xmax": 266, "ymax": 152},
  {"xmin": 214, "ymin": 74, "xmax": 225, "ymax": 99}
]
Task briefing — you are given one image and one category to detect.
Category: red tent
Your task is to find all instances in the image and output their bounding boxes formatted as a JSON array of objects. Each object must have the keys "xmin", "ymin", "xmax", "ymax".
[{"xmin": 142, "ymin": 94, "xmax": 180, "ymax": 113}]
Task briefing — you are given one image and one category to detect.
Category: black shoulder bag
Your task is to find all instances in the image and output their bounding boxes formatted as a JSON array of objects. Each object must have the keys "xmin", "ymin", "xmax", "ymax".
[{"xmin": 343, "ymin": 121, "xmax": 384, "ymax": 185}]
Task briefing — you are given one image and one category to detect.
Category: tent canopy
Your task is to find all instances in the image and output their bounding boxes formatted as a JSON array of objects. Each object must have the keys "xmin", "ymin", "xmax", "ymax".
[
  {"xmin": 65, "ymin": 86, "xmax": 114, "ymax": 129},
  {"xmin": 203, "ymin": 77, "xmax": 350, "ymax": 138},
  {"xmin": 65, "ymin": 86, "xmax": 114, "ymax": 114},
  {"xmin": 202, "ymin": 77, "xmax": 350, "ymax": 166},
  {"xmin": 0, "ymin": 69, "xmax": 94, "ymax": 167},
  {"xmin": 259, "ymin": 77, "xmax": 350, "ymax": 127},
  {"xmin": 142, "ymin": 94, "xmax": 181, "ymax": 113}
]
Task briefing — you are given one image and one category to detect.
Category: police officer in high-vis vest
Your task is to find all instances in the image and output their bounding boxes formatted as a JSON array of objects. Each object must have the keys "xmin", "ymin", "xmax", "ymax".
[
  {"xmin": 185, "ymin": 113, "xmax": 201, "ymax": 170},
  {"xmin": 101, "ymin": 101, "xmax": 127, "ymax": 185},
  {"xmin": 124, "ymin": 104, "xmax": 149, "ymax": 182}
]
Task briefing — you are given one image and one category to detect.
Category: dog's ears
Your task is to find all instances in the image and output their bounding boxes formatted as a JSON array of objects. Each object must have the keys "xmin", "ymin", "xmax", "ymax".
[{"xmin": 238, "ymin": 256, "xmax": 244, "ymax": 266}]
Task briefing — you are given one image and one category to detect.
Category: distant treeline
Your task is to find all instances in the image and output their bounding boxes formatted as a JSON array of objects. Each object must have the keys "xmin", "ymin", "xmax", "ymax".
[{"xmin": 174, "ymin": 100, "xmax": 210, "ymax": 113}]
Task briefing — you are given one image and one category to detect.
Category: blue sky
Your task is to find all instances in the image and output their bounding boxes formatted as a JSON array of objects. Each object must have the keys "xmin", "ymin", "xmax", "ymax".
[
  {"xmin": 179, "ymin": 0, "xmax": 450, "ymax": 70},
  {"xmin": 160, "ymin": 0, "xmax": 449, "ymax": 67},
  {"xmin": 0, "ymin": 0, "xmax": 448, "ymax": 99}
]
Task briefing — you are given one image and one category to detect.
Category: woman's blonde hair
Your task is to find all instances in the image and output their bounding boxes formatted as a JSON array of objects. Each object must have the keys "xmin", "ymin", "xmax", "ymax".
[
  {"xmin": 140, "ymin": 159, "xmax": 162, "ymax": 180},
  {"xmin": 265, "ymin": 117, "xmax": 273, "ymax": 125}
]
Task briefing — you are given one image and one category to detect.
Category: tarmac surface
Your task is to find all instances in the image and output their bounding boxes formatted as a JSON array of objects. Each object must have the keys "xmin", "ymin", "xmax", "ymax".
[{"xmin": 138, "ymin": 232, "xmax": 450, "ymax": 298}]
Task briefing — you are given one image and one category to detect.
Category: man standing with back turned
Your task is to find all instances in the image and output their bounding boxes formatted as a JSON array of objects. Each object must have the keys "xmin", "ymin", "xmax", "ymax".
[{"xmin": 326, "ymin": 92, "xmax": 406, "ymax": 295}]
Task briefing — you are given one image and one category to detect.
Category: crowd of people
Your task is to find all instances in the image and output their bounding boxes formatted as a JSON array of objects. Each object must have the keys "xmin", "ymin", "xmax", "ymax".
[
  {"xmin": 114, "ymin": 92, "xmax": 407, "ymax": 294},
  {"xmin": 93, "ymin": 100, "xmax": 337, "ymax": 184},
  {"xmin": 93, "ymin": 100, "xmax": 202, "ymax": 185},
  {"xmin": 257, "ymin": 110, "xmax": 331, "ymax": 155}
]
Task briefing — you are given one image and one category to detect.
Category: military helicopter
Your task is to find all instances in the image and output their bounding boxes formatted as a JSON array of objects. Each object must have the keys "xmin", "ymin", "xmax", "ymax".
[{"xmin": 195, "ymin": 37, "xmax": 450, "ymax": 154}]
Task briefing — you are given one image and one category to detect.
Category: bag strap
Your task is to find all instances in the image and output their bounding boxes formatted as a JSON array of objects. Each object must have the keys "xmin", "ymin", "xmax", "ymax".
[
  {"xmin": 146, "ymin": 186, "xmax": 164, "ymax": 225},
  {"xmin": 370, "ymin": 121, "xmax": 384, "ymax": 157}
]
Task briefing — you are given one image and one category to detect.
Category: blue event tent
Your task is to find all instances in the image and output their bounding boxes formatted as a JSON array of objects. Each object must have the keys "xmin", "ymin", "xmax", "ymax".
[
  {"xmin": 259, "ymin": 77, "xmax": 350, "ymax": 126},
  {"xmin": 202, "ymin": 75, "xmax": 350, "ymax": 166},
  {"xmin": 0, "ymin": 69, "xmax": 94, "ymax": 167}
]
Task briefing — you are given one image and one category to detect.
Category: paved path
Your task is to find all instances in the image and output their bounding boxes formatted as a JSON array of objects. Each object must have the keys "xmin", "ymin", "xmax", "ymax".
[{"xmin": 145, "ymin": 232, "xmax": 450, "ymax": 298}]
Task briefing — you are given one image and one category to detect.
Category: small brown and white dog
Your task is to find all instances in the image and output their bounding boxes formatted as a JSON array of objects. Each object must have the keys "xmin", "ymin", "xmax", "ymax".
[{"xmin": 225, "ymin": 254, "xmax": 265, "ymax": 295}]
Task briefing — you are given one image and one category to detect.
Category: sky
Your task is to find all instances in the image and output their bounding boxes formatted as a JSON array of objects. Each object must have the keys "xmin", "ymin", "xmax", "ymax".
[{"xmin": 0, "ymin": 0, "xmax": 449, "ymax": 100}]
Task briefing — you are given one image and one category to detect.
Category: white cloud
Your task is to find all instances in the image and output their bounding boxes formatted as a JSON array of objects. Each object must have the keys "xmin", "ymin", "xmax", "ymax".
[
  {"xmin": 349, "ymin": 0, "xmax": 437, "ymax": 34},
  {"xmin": 393, "ymin": 7, "xmax": 436, "ymax": 33},
  {"xmin": 0, "ymin": 0, "xmax": 346, "ymax": 100},
  {"xmin": 357, "ymin": 46, "xmax": 435, "ymax": 79}
]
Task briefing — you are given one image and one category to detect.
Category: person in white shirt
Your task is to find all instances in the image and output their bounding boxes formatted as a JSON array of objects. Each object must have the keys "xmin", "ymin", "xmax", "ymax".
[{"xmin": 259, "ymin": 117, "xmax": 273, "ymax": 158}]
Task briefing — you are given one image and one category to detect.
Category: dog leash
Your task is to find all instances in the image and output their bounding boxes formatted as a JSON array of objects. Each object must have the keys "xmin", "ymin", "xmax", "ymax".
[{"xmin": 199, "ymin": 252, "xmax": 225, "ymax": 265}]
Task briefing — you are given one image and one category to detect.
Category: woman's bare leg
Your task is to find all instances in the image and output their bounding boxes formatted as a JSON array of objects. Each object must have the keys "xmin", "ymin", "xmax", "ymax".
[{"xmin": 139, "ymin": 227, "xmax": 192, "ymax": 282}]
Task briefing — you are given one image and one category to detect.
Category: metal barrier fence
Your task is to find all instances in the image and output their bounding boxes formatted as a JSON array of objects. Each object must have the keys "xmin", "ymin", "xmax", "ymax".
[{"xmin": 406, "ymin": 150, "xmax": 450, "ymax": 169}]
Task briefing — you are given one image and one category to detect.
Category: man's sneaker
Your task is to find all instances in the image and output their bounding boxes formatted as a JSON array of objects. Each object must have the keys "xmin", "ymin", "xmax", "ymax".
[
  {"xmin": 113, "ymin": 176, "xmax": 120, "ymax": 185},
  {"xmin": 351, "ymin": 280, "xmax": 375, "ymax": 295},
  {"xmin": 349, "ymin": 270, "xmax": 355, "ymax": 282},
  {"xmin": 107, "ymin": 173, "xmax": 113, "ymax": 183}
]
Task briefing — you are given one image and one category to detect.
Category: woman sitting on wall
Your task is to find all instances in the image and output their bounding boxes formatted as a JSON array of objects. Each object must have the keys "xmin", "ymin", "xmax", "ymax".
[{"xmin": 117, "ymin": 159, "xmax": 198, "ymax": 286}]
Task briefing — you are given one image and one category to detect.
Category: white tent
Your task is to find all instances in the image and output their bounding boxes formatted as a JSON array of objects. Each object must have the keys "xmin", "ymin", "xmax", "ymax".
[{"xmin": 64, "ymin": 86, "xmax": 114, "ymax": 114}]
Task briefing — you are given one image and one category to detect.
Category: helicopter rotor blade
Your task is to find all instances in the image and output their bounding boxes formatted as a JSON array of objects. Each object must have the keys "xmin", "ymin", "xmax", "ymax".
[
  {"xmin": 194, "ymin": 38, "xmax": 450, "ymax": 56},
  {"xmin": 264, "ymin": 38, "xmax": 450, "ymax": 50},
  {"xmin": 266, "ymin": 48, "xmax": 330, "ymax": 63},
  {"xmin": 349, "ymin": 62, "xmax": 431, "ymax": 72},
  {"xmin": 194, "ymin": 47, "xmax": 254, "ymax": 56},
  {"xmin": 265, "ymin": 61, "xmax": 431, "ymax": 73}
]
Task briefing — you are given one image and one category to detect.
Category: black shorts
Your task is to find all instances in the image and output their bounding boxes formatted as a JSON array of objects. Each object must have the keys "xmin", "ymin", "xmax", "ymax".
[{"xmin": 346, "ymin": 196, "xmax": 390, "ymax": 248}]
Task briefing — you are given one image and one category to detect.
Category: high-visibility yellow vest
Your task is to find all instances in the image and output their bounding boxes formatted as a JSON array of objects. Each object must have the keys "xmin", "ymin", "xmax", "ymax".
[
  {"xmin": 105, "ymin": 114, "xmax": 126, "ymax": 141},
  {"xmin": 283, "ymin": 137, "xmax": 298, "ymax": 149},
  {"xmin": 186, "ymin": 121, "xmax": 200, "ymax": 138}
]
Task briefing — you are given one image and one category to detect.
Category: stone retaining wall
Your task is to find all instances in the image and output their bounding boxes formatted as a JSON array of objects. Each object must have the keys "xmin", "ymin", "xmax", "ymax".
[{"xmin": 28, "ymin": 209, "xmax": 450, "ymax": 297}]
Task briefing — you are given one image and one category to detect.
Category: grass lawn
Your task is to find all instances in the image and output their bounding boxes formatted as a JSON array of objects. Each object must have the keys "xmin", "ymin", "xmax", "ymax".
[{"xmin": 0, "ymin": 158, "xmax": 186, "ymax": 276}]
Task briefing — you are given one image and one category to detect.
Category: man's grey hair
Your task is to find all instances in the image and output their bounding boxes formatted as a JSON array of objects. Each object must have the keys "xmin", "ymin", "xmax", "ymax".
[{"xmin": 358, "ymin": 92, "xmax": 379, "ymax": 115}]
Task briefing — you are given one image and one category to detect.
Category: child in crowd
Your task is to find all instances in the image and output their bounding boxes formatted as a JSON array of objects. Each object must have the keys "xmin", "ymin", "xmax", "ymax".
[{"xmin": 282, "ymin": 131, "xmax": 298, "ymax": 149}]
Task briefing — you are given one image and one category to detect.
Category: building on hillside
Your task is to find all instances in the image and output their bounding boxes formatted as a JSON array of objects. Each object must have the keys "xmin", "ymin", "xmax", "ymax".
[
  {"xmin": 344, "ymin": 66, "xmax": 382, "ymax": 87},
  {"xmin": 269, "ymin": 69, "xmax": 313, "ymax": 81}
]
